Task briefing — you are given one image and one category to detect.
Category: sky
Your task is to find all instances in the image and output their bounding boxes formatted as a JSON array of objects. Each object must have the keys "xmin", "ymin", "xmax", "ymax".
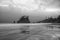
[{"xmin": 0, "ymin": 0, "xmax": 60, "ymax": 23}]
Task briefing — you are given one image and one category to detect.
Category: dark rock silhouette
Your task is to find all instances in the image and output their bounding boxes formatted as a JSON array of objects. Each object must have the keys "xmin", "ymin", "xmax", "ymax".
[
  {"xmin": 57, "ymin": 15, "xmax": 60, "ymax": 23},
  {"xmin": 13, "ymin": 21, "xmax": 15, "ymax": 23},
  {"xmin": 37, "ymin": 15, "xmax": 60, "ymax": 23},
  {"xmin": 17, "ymin": 16, "xmax": 30, "ymax": 23}
]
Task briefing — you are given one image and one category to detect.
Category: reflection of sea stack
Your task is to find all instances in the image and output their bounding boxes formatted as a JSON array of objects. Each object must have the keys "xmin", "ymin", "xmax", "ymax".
[{"xmin": 17, "ymin": 16, "xmax": 30, "ymax": 23}]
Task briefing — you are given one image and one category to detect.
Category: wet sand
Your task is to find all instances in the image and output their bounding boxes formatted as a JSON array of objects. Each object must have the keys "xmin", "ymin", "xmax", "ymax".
[{"xmin": 0, "ymin": 23, "xmax": 60, "ymax": 40}]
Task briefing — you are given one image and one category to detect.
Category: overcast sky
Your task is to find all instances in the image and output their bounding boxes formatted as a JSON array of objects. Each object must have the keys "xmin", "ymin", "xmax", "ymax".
[{"xmin": 0, "ymin": 0, "xmax": 60, "ymax": 23}]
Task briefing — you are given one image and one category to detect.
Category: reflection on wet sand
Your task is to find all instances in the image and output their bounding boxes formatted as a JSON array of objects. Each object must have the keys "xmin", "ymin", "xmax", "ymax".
[{"xmin": 0, "ymin": 23, "xmax": 60, "ymax": 40}]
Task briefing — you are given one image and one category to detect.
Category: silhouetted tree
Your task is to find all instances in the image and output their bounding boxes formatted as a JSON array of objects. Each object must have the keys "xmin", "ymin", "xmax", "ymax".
[
  {"xmin": 37, "ymin": 16, "xmax": 57, "ymax": 23},
  {"xmin": 17, "ymin": 16, "xmax": 30, "ymax": 23},
  {"xmin": 13, "ymin": 21, "xmax": 15, "ymax": 23},
  {"xmin": 56, "ymin": 15, "xmax": 60, "ymax": 23}
]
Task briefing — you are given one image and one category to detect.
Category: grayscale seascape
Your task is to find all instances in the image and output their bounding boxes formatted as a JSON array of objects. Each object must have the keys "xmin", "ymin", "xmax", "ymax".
[{"xmin": 0, "ymin": 0, "xmax": 60, "ymax": 40}]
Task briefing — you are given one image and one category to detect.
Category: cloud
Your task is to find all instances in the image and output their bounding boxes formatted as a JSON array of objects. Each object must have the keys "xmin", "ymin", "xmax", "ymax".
[{"xmin": 0, "ymin": 0, "xmax": 60, "ymax": 14}]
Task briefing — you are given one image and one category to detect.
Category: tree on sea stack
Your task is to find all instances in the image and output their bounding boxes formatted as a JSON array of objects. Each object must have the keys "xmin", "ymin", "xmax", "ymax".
[
  {"xmin": 17, "ymin": 15, "xmax": 30, "ymax": 23},
  {"xmin": 57, "ymin": 15, "xmax": 60, "ymax": 23}
]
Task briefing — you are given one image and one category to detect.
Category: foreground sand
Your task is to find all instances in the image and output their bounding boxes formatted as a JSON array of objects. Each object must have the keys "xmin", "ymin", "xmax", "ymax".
[{"xmin": 0, "ymin": 23, "xmax": 60, "ymax": 40}]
